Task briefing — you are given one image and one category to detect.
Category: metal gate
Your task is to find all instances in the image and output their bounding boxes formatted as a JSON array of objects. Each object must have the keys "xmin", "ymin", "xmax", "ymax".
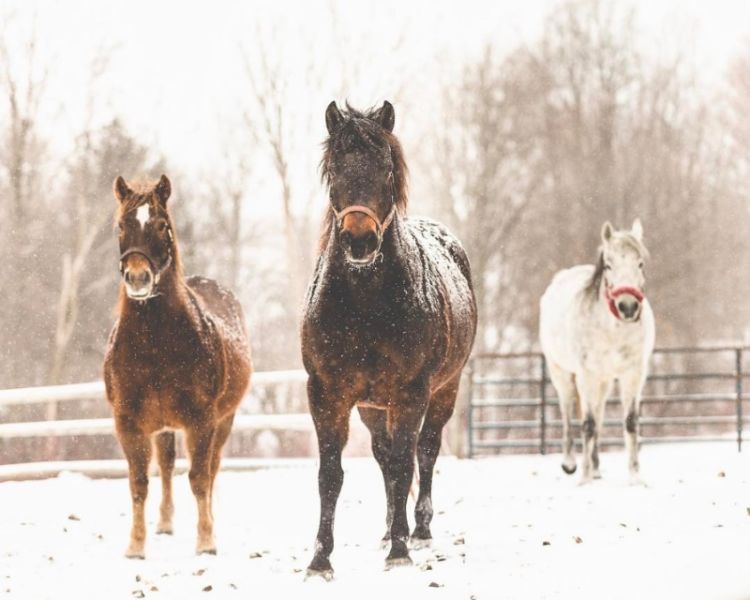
[{"xmin": 467, "ymin": 346, "xmax": 748, "ymax": 457}]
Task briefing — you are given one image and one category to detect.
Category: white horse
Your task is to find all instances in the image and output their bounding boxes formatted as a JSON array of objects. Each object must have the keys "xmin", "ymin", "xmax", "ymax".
[{"xmin": 539, "ymin": 219, "xmax": 655, "ymax": 482}]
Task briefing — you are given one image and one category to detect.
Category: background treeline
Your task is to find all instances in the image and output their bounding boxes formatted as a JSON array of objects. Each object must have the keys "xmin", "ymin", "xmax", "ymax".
[{"xmin": 1, "ymin": 0, "xmax": 750, "ymax": 393}]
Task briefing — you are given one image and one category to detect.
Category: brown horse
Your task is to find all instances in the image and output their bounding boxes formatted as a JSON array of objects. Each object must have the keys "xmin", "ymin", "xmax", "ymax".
[
  {"xmin": 302, "ymin": 101, "xmax": 477, "ymax": 578},
  {"xmin": 103, "ymin": 175, "xmax": 252, "ymax": 558}
]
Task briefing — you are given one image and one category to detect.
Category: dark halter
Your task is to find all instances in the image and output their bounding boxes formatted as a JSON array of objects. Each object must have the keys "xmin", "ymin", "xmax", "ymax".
[
  {"xmin": 330, "ymin": 171, "xmax": 397, "ymax": 251},
  {"xmin": 119, "ymin": 226, "xmax": 174, "ymax": 288}
]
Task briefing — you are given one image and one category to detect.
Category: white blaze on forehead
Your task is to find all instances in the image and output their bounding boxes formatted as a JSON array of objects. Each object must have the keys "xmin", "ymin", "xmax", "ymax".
[{"xmin": 135, "ymin": 203, "xmax": 151, "ymax": 230}]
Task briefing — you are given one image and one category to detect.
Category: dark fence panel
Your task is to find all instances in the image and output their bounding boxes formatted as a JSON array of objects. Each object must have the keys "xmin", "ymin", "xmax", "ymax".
[{"xmin": 467, "ymin": 346, "xmax": 748, "ymax": 457}]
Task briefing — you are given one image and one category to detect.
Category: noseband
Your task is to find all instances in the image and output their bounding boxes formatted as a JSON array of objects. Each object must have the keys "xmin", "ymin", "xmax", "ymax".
[
  {"xmin": 119, "ymin": 245, "xmax": 173, "ymax": 286},
  {"xmin": 605, "ymin": 285, "xmax": 645, "ymax": 320},
  {"xmin": 330, "ymin": 170, "xmax": 397, "ymax": 252},
  {"xmin": 330, "ymin": 203, "xmax": 396, "ymax": 247}
]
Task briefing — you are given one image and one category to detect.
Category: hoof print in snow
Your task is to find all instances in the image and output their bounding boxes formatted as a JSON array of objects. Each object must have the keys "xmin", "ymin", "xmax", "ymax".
[
  {"xmin": 202, "ymin": 584, "xmax": 213, "ymax": 592},
  {"xmin": 542, "ymin": 540, "xmax": 551, "ymax": 546},
  {"xmin": 435, "ymin": 554, "xmax": 448, "ymax": 562},
  {"xmin": 132, "ymin": 591, "xmax": 145, "ymax": 599},
  {"xmin": 192, "ymin": 569, "xmax": 206, "ymax": 577},
  {"xmin": 718, "ymin": 471, "xmax": 726, "ymax": 478},
  {"xmin": 429, "ymin": 582, "xmax": 444, "ymax": 588},
  {"xmin": 150, "ymin": 586, "xmax": 159, "ymax": 592},
  {"xmin": 249, "ymin": 552, "xmax": 263, "ymax": 559},
  {"xmin": 67, "ymin": 514, "xmax": 80, "ymax": 521},
  {"xmin": 420, "ymin": 563, "xmax": 434, "ymax": 571},
  {"xmin": 453, "ymin": 536, "xmax": 465, "ymax": 545},
  {"xmin": 574, "ymin": 536, "xmax": 583, "ymax": 544}
]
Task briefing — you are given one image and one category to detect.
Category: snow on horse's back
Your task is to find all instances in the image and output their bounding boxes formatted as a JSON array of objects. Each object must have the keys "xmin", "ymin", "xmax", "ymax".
[{"xmin": 539, "ymin": 219, "xmax": 655, "ymax": 483}]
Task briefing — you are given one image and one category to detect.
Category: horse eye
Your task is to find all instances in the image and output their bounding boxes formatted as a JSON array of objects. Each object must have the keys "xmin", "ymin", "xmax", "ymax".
[
  {"xmin": 156, "ymin": 220, "xmax": 167, "ymax": 233},
  {"xmin": 638, "ymin": 261, "xmax": 644, "ymax": 269}
]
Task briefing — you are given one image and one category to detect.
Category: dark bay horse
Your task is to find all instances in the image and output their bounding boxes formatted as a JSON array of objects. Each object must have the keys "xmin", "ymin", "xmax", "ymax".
[
  {"xmin": 103, "ymin": 175, "xmax": 252, "ymax": 558},
  {"xmin": 302, "ymin": 101, "xmax": 477, "ymax": 577}
]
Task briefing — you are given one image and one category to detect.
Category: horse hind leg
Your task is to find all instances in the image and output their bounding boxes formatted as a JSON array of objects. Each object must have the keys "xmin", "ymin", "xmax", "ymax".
[
  {"xmin": 548, "ymin": 363, "xmax": 577, "ymax": 475},
  {"xmin": 357, "ymin": 406, "xmax": 393, "ymax": 547},
  {"xmin": 207, "ymin": 414, "xmax": 235, "ymax": 519},
  {"xmin": 411, "ymin": 378, "xmax": 458, "ymax": 549},
  {"xmin": 154, "ymin": 431, "xmax": 176, "ymax": 535}
]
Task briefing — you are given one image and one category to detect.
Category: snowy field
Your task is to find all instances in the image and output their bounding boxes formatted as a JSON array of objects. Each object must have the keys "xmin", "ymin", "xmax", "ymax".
[{"xmin": 1, "ymin": 444, "xmax": 749, "ymax": 600}]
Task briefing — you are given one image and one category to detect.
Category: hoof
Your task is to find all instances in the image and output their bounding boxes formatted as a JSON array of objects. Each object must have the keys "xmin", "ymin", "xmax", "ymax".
[
  {"xmin": 410, "ymin": 537, "xmax": 432, "ymax": 550},
  {"xmin": 305, "ymin": 567, "xmax": 334, "ymax": 582},
  {"xmin": 592, "ymin": 469, "xmax": 602, "ymax": 480},
  {"xmin": 385, "ymin": 556, "xmax": 413, "ymax": 570},
  {"xmin": 561, "ymin": 462, "xmax": 577, "ymax": 475},
  {"xmin": 197, "ymin": 547, "xmax": 217, "ymax": 556},
  {"xmin": 156, "ymin": 527, "xmax": 173, "ymax": 536},
  {"xmin": 125, "ymin": 548, "xmax": 145, "ymax": 560}
]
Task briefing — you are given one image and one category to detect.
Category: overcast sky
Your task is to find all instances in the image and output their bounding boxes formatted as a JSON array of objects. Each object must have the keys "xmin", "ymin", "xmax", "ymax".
[{"xmin": 3, "ymin": 0, "xmax": 750, "ymax": 211}]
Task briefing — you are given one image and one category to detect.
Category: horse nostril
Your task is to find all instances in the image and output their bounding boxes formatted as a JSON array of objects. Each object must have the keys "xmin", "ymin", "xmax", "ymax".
[
  {"xmin": 618, "ymin": 299, "xmax": 639, "ymax": 318},
  {"xmin": 124, "ymin": 270, "xmax": 133, "ymax": 285}
]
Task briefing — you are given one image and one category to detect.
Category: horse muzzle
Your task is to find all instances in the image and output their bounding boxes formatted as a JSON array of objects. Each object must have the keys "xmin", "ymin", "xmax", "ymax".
[
  {"xmin": 334, "ymin": 204, "xmax": 395, "ymax": 267},
  {"xmin": 122, "ymin": 262, "xmax": 154, "ymax": 300},
  {"xmin": 606, "ymin": 286, "xmax": 645, "ymax": 322}
]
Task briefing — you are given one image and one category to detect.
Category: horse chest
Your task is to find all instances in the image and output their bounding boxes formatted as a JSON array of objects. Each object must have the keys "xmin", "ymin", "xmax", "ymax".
[{"xmin": 578, "ymin": 323, "xmax": 645, "ymax": 375}]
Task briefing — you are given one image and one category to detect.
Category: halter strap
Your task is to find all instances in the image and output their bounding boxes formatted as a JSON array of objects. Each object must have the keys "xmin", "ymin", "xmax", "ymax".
[
  {"xmin": 330, "ymin": 203, "xmax": 396, "ymax": 242},
  {"xmin": 119, "ymin": 246, "xmax": 173, "ymax": 285},
  {"xmin": 604, "ymin": 286, "xmax": 645, "ymax": 320}
]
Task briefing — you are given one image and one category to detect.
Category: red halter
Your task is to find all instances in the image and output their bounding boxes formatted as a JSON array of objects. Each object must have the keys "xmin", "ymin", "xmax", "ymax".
[{"xmin": 605, "ymin": 286, "xmax": 645, "ymax": 320}]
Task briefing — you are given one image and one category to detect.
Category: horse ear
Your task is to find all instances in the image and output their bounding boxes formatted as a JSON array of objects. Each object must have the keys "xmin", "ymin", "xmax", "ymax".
[
  {"xmin": 325, "ymin": 101, "xmax": 344, "ymax": 135},
  {"xmin": 154, "ymin": 174, "xmax": 171, "ymax": 205},
  {"xmin": 601, "ymin": 221, "xmax": 614, "ymax": 243},
  {"xmin": 374, "ymin": 100, "xmax": 395, "ymax": 132},
  {"xmin": 113, "ymin": 176, "xmax": 131, "ymax": 202},
  {"xmin": 631, "ymin": 218, "xmax": 643, "ymax": 241}
]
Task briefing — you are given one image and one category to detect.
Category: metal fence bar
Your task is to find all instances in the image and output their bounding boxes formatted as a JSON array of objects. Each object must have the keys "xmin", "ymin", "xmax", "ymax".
[
  {"xmin": 539, "ymin": 356, "xmax": 547, "ymax": 455},
  {"xmin": 737, "ymin": 348, "xmax": 744, "ymax": 452},
  {"xmin": 467, "ymin": 358, "xmax": 475, "ymax": 459},
  {"xmin": 468, "ymin": 345, "xmax": 750, "ymax": 456}
]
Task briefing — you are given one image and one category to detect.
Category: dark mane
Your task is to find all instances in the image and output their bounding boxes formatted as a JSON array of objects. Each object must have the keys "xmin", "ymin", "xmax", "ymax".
[
  {"xmin": 318, "ymin": 103, "xmax": 409, "ymax": 251},
  {"xmin": 586, "ymin": 251, "xmax": 605, "ymax": 301}
]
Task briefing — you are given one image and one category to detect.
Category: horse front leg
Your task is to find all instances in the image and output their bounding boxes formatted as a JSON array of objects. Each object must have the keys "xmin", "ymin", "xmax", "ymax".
[
  {"xmin": 116, "ymin": 415, "xmax": 152, "ymax": 559},
  {"xmin": 307, "ymin": 377, "xmax": 350, "ymax": 580},
  {"xmin": 619, "ymin": 371, "xmax": 645, "ymax": 479},
  {"xmin": 548, "ymin": 363, "xmax": 578, "ymax": 475},
  {"xmin": 154, "ymin": 431, "xmax": 176, "ymax": 535},
  {"xmin": 577, "ymin": 374, "xmax": 610, "ymax": 483},
  {"xmin": 185, "ymin": 422, "xmax": 217, "ymax": 555},
  {"xmin": 385, "ymin": 378, "xmax": 429, "ymax": 568},
  {"xmin": 357, "ymin": 406, "xmax": 393, "ymax": 547}
]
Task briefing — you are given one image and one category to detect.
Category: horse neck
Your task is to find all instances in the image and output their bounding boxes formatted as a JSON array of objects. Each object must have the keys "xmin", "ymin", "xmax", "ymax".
[
  {"xmin": 118, "ymin": 269, "xmax": 190, "ymax": 328},
  {"xmin": 331, "ymin": 217, "xmax": 408, "ymax": 302}
]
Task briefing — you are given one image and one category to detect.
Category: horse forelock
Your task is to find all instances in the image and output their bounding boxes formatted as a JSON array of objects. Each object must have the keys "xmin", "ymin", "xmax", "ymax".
[{"xmin": 319, "ymin": 103, "xmax": 409, "ymax": 252}]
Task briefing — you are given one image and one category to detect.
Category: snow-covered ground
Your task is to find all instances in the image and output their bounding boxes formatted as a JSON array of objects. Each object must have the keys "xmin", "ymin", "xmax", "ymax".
[{"xmin": 1, "ymin": 444, "xmax": 749, "ymax": 600}]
